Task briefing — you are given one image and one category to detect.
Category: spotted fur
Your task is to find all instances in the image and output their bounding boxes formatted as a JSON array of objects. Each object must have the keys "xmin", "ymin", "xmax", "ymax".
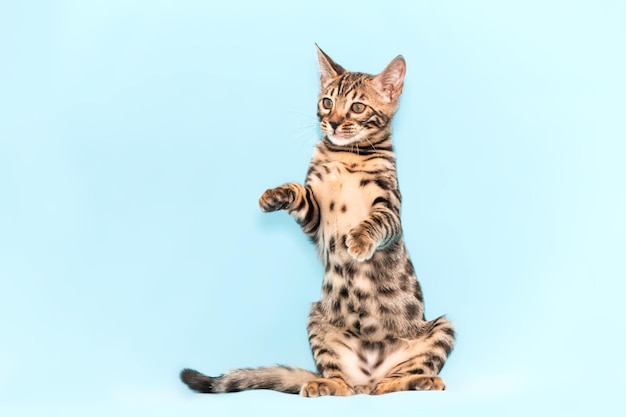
[{"xmin": 181, "ymin": 45, "xmax": 455, "ymax": 397}]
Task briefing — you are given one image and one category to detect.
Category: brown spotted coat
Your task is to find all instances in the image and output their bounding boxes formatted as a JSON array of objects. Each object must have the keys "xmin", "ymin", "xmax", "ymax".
[{"xmin": 181, "ymin": 46, "xmax": 455, "ymax": 397}]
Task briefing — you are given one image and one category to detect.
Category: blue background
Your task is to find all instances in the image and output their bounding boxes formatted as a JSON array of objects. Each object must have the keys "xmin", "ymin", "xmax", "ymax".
[{"xmin": 1, "ymin": 1, "xmax": 625, "ymax": 416}]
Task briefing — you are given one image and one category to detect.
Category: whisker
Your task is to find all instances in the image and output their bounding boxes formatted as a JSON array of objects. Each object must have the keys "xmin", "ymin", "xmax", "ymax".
[
  {"xmin": 366, "ymin": 137, "xmax": 377, "ymax": 152},
  {"xmin": 287, "ymin": 120, "xmax": 323, "ymax": 151}
]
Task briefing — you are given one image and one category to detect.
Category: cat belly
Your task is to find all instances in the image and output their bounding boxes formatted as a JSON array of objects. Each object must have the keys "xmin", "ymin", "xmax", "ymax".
[{"xmin": 332, "ymin": 336, "xmax": 413, "ymax": 387}]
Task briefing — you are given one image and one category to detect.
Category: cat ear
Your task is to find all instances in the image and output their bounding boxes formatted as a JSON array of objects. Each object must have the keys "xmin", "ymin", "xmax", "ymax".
[
  {"xmin": 316, "ymin": 44, "xmax": 346, "ymax": 87},
  {"xmin": 372, "ymin": 55, "xmax": 406, "ymax": 102}
]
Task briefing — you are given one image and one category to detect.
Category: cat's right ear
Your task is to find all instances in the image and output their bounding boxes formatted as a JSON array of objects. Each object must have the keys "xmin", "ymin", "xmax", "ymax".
[{"xmin": 316, "ymin": 44, "xmax": 345, "ymax": 87}]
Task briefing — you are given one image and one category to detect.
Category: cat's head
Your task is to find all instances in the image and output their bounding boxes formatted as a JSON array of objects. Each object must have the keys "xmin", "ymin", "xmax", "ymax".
[{"xmin": 316, "ymin": 45, "xmax": 406, "ymax": 147}]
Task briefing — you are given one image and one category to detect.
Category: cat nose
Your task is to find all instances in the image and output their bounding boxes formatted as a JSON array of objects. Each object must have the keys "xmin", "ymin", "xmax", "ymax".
[{"xmin": 329, "ymin": 121, "xmax": 340, "ymax": 130}]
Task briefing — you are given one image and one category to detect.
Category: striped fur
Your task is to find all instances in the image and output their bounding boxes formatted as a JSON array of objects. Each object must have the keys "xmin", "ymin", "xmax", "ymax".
[{"xmin": 181, "ymin": 45, "xmax": 455, "ymax": 397}]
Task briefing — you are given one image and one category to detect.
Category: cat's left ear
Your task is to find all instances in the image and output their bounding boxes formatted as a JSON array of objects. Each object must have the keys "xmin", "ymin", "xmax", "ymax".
[{"xmin": 372, "ymin": 56, "xmax": 406, "ymax": 102}]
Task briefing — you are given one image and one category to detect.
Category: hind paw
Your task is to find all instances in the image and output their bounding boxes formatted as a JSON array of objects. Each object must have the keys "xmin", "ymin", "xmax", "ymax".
[
  {"xmin": 300, "ymin": 378, "xmax": 354, "ymax": 397},
  {"xmin": 410, "ymin": 375, "xmax": 446, "ymax": 391},
  {"xmin": 373, "ymin": 375, "xmax": 446, "ymax": 395}
]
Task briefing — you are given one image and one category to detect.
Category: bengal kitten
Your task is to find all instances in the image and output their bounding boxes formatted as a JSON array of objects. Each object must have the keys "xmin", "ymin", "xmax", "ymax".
[{"xmin": 180, "ymin": 46, "xmax": 455, "ymax": 397}]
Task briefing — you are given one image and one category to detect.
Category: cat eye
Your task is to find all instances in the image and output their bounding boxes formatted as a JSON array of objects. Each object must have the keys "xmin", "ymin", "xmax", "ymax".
[
  {"xmin": 322, "ymin": 98, "xmax": 333, "ymax": 109},
  {"xmin": 351, "ymin": 102, "xmax": 366, "ymax": 113}
]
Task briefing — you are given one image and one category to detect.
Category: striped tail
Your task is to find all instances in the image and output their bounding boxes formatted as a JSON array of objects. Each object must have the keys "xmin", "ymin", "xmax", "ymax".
[{"xmin": 180, "ymin": 366, "xmax": 319, "ymax": 394}]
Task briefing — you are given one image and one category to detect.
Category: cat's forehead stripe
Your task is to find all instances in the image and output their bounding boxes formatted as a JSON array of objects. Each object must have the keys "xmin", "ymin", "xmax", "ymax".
[{"xmin": 334, "ymin": 73, "xmax": 367, "ymax": 97}]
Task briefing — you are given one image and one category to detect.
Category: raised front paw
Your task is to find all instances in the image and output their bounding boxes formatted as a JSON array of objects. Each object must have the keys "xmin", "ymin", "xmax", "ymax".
[
  {"xmin": 346, "ymin": 227, "xmax": 376, "ymax": 262},
  {"xmin": 259, "ymin": 186, "xmax": 295, "ymax": 212}
]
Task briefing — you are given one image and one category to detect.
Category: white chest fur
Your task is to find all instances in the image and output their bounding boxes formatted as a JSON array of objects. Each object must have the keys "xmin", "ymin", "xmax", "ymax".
[{"xmin": 308, "ymin": 161, "xmax": 372, "ymax": 237}]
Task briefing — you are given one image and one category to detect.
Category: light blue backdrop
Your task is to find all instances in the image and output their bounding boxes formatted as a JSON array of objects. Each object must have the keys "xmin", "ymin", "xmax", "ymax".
[{"xmin": 1, "ymin": 1, "xmax": 625, "ymax": 416}]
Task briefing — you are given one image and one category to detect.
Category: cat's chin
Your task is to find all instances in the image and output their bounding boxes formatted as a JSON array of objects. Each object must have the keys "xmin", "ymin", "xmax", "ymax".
[{"xmin": 326, "ymin": 133, "xmax": 362, "ymax": 147}]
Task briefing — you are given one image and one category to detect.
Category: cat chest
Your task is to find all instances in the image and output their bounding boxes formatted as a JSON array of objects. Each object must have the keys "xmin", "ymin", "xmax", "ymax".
[{"xmin": 308, "ymin": 164, "xmax": 372, "ymax": 233}]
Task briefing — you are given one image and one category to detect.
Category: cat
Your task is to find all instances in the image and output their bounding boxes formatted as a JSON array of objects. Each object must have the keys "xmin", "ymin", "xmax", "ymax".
[{"xmin": 180, "ymin": 45, "xmax": 455, "ymax": 397}]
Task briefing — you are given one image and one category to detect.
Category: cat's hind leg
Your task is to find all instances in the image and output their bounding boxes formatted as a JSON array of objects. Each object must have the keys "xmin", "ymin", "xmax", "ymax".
[
  {"xmin": 372, "ymin": 374, "xmax": 446, "ymax": 394},
  {"xmin": 301, "ymin": 303, "xmax": 359, "ymax": 397},
  {"xmin": 372, "ymin": 315, "xmax": 455, "ymax": 395}
]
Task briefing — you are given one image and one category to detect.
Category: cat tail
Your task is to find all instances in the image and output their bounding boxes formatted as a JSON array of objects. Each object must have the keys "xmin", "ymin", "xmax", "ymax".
[{"xmin": 180, "ymin": 366, "xmax": 319, "ymax": 395}]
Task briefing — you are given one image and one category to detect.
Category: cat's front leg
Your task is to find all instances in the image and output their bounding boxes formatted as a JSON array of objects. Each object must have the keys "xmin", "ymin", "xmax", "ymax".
[
  {"xmin": 259, "ymin": 184, "xmax": 297, "ymax": 213},
  {"xmin": 346, "ymin": 201, "xmax": 401, "ymax": 262},
  {"xmin": 259, "ymin": 183, "xmax": 320, "ymax": 237},
  {"xmin": 345, "ymin": 227, "xmax": 376, "ymax": 262}
]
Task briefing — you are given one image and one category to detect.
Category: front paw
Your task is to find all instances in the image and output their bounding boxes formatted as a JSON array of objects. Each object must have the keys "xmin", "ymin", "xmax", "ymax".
[
  {"xmin": 346, "ymin": 228, "xmax": 376, "ymax": 262},
  {"xmin": 259, "ymin": 186, "xmax": 295, "ymax": 212}
]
